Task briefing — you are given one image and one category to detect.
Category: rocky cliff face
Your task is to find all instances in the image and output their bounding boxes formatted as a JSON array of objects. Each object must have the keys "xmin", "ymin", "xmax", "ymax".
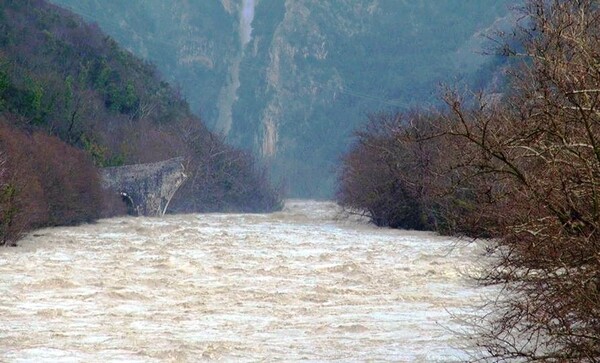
[{"xmin": 51, "ymin": 0, "xmax": 515, "ymax": 197}]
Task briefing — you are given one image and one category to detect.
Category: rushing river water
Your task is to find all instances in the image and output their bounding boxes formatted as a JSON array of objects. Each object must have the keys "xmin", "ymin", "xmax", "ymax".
[{"xmin": 0, "ymin": 200, "xmax": 490, "ymax": 362}]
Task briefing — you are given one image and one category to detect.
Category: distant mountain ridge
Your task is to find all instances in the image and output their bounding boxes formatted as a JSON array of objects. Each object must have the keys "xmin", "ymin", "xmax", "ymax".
[{"xmin": 51, "ymin": 0, "xmax": 516, "ymax": 197}]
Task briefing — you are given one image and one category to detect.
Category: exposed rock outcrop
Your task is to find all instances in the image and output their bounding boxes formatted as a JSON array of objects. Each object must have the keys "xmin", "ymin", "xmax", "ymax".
[{"xmin": 101, "ymin": 157, "xmax": 187, "ymax": 216}]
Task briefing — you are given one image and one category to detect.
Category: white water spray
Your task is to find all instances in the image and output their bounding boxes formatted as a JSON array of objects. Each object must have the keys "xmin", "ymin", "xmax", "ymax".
[
  {"xmin": 240, "ymin": 0, "xmax": 255, "ymax": 47},
  {"xmin": 216, "ymin": 0, "xmax": 256, "ymax": 135}
]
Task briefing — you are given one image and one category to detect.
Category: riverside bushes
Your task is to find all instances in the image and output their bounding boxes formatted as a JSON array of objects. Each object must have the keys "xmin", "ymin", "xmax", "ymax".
[
  {"xmin": 0, "ymin": 119, "xmax": 108, "ymax": 245},
  {"xmin": 337, "ymin": 111, "xmax": 498, "ymax": 237},
  {"xmin": 337, "ymin": 0, "xmax": 600, "ymax": 360},
  {"xmin": 337, "ymin": 112, "xmax": 440, "ymax": 230}
]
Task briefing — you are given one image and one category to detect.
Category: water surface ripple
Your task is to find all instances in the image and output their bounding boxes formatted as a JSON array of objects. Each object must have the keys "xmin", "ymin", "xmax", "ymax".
[{"xmin": 0, "ymin": 200, "xmax": 488, "ymax": 362}]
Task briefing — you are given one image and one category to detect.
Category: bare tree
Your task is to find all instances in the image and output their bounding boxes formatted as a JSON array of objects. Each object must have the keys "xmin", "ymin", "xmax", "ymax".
[
  {"xmin": 337, "ymin": 1, "xmax": 600, "ymax": 359},
  {"xmin": 438, "ymin": 1, "xmax": 600, "ymax": 359}
]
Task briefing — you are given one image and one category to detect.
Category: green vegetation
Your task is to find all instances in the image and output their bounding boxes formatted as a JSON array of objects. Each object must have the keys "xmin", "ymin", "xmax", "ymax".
[
  {"xmin": 338, "ymin": 0, "xmax": 600, "ymax": 359},
  {"xmin": 49, "ymin": 0, "xmax": 514, "ymax": 198},
  {"xmin": 0, "ymin": 0, "xmax": 281, "ymax": 245}
]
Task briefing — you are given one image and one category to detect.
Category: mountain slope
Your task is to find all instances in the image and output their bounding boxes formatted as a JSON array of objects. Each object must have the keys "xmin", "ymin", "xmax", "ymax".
[
  {"xmin": 51, "ymin": 0, "xmax": 516, "ymax": 197},
  {"xmin": 0, "ymin": 0, "xmax": 281, "ymax": 232}
]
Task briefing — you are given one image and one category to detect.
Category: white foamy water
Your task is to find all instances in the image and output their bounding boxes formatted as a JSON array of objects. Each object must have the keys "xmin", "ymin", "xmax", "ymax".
[{"xmin": 0, "ymin": 200, "xmax": 489, "ymax": 362}]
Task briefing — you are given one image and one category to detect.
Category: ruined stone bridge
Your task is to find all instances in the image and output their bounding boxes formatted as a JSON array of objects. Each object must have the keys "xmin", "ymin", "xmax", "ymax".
[{"xmin": 101, "ymin": 157, "xmax": 187, "ymax": 216}]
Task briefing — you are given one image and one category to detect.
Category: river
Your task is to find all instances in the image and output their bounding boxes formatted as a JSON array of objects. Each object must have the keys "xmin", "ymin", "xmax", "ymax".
[{"xmin": 0, "ymin": 200, "xmax": 490, "ymax": 362}]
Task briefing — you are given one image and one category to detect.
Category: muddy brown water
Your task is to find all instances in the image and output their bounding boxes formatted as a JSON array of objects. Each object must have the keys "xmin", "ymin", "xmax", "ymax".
[{"xmin": 0, "ymin": 200, "xmax": 490, "ymax": 362}]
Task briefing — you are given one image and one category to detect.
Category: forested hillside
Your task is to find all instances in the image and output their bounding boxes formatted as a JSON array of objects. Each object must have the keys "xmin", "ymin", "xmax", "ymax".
[
  {"xmin": 0, "ymin": 0, "xmax": 280, "ymax": 244},
  {"xmin": 50, "ymin": 0, "xmax": 516, "ymax": 197}
]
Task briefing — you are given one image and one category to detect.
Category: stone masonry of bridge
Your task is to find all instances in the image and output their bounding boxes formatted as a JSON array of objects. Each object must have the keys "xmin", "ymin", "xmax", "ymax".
[{"xmin": 101, "ymin": 157, "xmax": 187, "ymax": 216}]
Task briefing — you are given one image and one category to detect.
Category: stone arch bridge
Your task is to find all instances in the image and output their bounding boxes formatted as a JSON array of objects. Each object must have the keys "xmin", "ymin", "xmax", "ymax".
[{"xmin": 101, "ymin": 157, "xmax": 187, "ymax": 216}]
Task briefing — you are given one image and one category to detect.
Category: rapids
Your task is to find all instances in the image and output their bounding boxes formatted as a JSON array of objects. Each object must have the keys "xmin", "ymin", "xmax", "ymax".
[{"xmin": 0, "ymin": 200, "xmax": 490, "ymax": 362}]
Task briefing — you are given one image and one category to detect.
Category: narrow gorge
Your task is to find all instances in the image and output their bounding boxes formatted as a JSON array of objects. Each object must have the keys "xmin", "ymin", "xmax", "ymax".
[{"xmin": 51, "ymin": 0, "xmax": 514, "ymax": 197}]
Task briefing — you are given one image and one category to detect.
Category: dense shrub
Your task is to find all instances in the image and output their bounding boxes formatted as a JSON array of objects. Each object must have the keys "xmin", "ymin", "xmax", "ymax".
[
  {"xmin": 34, "ymin": 132, "xmax": 104, "ymax": 224},
  {"xmin": 337, "ymin": 113, "xmax": 433, "ymax": 230},
  {"xmin": 0, "ymin": 119, "xmax": 111, "ymax": 245},
  {"xmin": 170, "ymin": 129, "xmax": 282, "ymax": 213},
  {"xmin": 336, "ymin": 111, "xmax": 498, "ymax": 236}
]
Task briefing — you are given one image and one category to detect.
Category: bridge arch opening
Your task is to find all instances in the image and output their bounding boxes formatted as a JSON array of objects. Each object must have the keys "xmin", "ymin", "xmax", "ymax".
[{"xmin": 120, "ymin": 192, "xmax": 137, "ymax": 216}]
